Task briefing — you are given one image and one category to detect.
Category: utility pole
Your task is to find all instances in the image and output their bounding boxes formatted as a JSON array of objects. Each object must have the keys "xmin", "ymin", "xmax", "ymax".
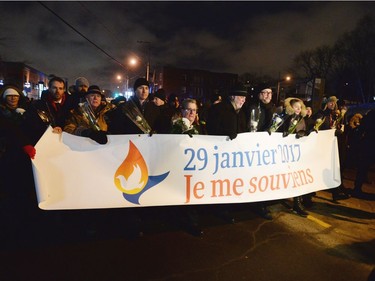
[{"xmin": 137, "ymin": 40, "xmax": 151, "ymax": 81}]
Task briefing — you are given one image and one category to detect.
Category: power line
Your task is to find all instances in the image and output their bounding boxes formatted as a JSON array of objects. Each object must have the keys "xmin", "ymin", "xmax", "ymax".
[
  {"xmin": 77, "ymin": 2, "xmax": 143, "ymax": 64},
  {"xmin": 38, "ymin": 1, "xmax": 128, "ymax": 70},
  {"xmin": 78, "ymin": 2, "xmax": 122, "ymax": 45}
]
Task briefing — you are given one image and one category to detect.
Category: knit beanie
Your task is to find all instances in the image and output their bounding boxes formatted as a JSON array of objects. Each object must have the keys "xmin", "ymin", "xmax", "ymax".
[
  {"xmin": 133, "ymin": 78, "xmax": 149, "ymax": 90},
  {"xmin": 154, "ymin": 89, "xmax": 166, "ymax": 102},
  {"xmin": 75, "ymin": 77, "xmax": 89, "ymax": 88},
  {"xmin": 3, "ymin": 88, "xmax": 20, "ymax": 99}
]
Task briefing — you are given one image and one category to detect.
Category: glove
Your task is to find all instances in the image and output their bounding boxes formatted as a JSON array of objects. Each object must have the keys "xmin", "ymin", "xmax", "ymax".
[
  {"xmin": 228, "ymin": 133, "xmax": 237, "ymax": 140},
  {"xmin": 282, "ymin": 131, "xmax": 289, "ymax": 138},
  {"xmin": 88, "ymin": 130, "xmax": 108, "ymax": 145},
  {"xmin": 23, "ymin": 145, "xmax": 36, "ymax": 159},
  {"xmin": 295, "ymin": 130, "xmax": 306, "ymax": 139},
  {"xmin": 335, "ymin": 129, "xmax": 343, "ymax": 137}
]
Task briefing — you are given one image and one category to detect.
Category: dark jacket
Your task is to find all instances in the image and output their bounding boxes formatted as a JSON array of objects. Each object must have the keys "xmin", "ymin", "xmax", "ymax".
[
  {"xmin": 21, "ymin": 93, "xmax": 75, "ymax": 145},
  {"xmin": 156, "ymin": 104, "xmax": 173, "ymax": 134},
  {"xmin": 106, "ymin": 96, "xmax": 162, "ymax": 134},
  {"xmin": 206, "ymin": 98, "xmax": 247, "ymax": 136},
  {"xmin": 246, "ymin": 98, "xmax": 276, "ymax": 132}
]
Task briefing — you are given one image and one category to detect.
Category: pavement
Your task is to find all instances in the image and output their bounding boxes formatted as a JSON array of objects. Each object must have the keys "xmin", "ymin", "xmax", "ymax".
[{"xmin": 0, "ymin": 166, "xmax": 374, "ymax": 281}]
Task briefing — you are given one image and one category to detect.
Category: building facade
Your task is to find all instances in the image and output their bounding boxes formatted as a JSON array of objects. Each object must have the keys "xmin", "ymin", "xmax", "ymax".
[
  {"xmin": 160, "ymin": 66, "xmax": 238, "ymax": 102},
  {"xmin": 0, "ymin": 61, "xmax": 49, "ymax": 100}
]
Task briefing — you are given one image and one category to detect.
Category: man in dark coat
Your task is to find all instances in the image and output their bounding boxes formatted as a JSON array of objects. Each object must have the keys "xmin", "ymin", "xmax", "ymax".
[
  {"xmin": 106, "ymin": 78, "xmax": 162, "ymax": 134},
  {"xmin": 246, "ymin": 87, "xmax": 277, "ymax": 132},
  {"xmin": 314, "ymin": 96, "xmax": 350, "ymax": 202},
  {"xmin": 70, "ymin": 76, "xmax": 90, "ymax": 105},
  {"xmin": 206, "ymin": 83, "xmax": 247, "ymax": 139},
  {"xmin": 206, "ymin": 83, "xmax": 248, "ymax": 223},
  {"xmin": 105, "ymin": 78, "xmax": 164, "ymax": 239},
  {"xmin": 245, "ymin": 87, "xmax": 277, "ymax": 219},
  {"xmin": 152, "ymin": 88, "xmax": 172, "ymax": 134}
]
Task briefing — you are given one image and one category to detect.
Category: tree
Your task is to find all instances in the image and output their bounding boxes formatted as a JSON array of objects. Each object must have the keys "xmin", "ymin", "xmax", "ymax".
[
  {"xmin": 292, "ymin": 45, "xmax": 336, "ymax": 81},
  {"xmin": 292, "ymin": 15, "xmax": 375, "ymax": 104},
  {"xmin": 334, "ymin": 15, "xmax": 375, "ymax": 103}
]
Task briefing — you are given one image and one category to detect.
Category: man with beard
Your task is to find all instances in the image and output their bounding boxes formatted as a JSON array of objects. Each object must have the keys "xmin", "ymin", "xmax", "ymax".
[
  {"xmin": 245, "ymin": 87, "xmax": 277, "ymax": 220},
  {"xmin": 22, "ymin": 76, "xmax": 75, "ymax": 145},
  {"xmin": 246, "ymin": 87, "xmax": 277, "ymax": 132},
  {"xmin": 206, "ymin": 83, "xmax": 247, "ymax": 139},
  {"xmin": 71, "ymin": 77, "xmax": 90, "ymax": 105}
]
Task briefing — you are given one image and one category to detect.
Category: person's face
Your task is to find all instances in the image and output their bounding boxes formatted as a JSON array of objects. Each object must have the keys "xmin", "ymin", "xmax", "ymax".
[
  {"xmin": 49, "ymin": 81, "xmax": 65, "ymax": 101},
  {"xmin": 306, "ymin": 107, "xmax": 312, "ymax": 117},
  {"xmin": 182, "ymin": 102, "xmax": 197, "ymax": 124},
  {"xmin": 5, "ymin": 95, "xmax": 20, "ymax": 109},
  {"xmin": 259, "ymin": 89, "xmax": 273, "ymax": 104},
  {"xmin": 327, "ymin": 101, "xmax": 336, "ymax": 110},
  {"xmin": 232, "ymin": 95, "xmax": 246, "ymax": 109},
  {"xmin": 135, "ymin": 85, "xmax": 149, "ymax": 102},
  {"xmin": 171, "ymin": 97, "xmax": 179, "ymax": 108},
  {"xmin": 86, "ymin": 93, "xmax": 102, "ymax": 109},
  {"xmin": 153, "ymin": 97, "xmax": 165, "ymax": 106},
  {"xmin": 77, "ymin": 84, "xmax": 88, "ymax": 93},
  {"xmin": 292, "ymin": 102, "xmax": 302, "ymax": 115}
]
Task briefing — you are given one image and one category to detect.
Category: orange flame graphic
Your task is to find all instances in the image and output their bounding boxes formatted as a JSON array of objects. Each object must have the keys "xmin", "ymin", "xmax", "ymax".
[{"xmin": 114, "ymin": 141, "xmax": 149, "ymax": 195}]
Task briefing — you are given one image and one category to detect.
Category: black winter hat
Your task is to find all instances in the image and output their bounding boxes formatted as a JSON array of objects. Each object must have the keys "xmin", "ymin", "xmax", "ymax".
[
  {"xmin": 85, "ymin": 85, "xmax": 106, "ymax": 101},
  {"xmin": 133, "ymin": 78, "xmax": 149, "ymax": 90},
  {"xmin": 154, "ymin": 89, "xmax": 166, "ymax": 102},
  {"xmin": 85, "ymin": 85, "xmax": 101, "ymax": 96},
  {"xmin": 254, "ymin": 83, "xmax": 273, "ymax": 94},
  {"xmin": 228, "ymin": 82, "xmax": 248, "ymax": 96}
]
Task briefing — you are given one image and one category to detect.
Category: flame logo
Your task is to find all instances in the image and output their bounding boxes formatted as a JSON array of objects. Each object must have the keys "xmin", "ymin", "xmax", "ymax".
[{"xmin": 114, "ymin": 140, "xmax": 169, "ymax": 205}]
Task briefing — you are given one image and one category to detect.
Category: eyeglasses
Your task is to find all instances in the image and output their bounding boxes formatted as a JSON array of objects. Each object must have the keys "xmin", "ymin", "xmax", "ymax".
[
  {"xmin": 184, "ymin": 108, "xmax": 197, "ymax": 113},
  {"xmin": 261, "ymin": 91, "xmax": 272, "ymax": 95}
]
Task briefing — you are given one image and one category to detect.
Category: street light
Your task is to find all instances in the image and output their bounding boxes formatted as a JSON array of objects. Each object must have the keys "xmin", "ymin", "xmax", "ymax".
[
  {"xmin": 129, "ymin": 58, "xmax": 137, "ymax": 67},
  {"xmin": 276, "ymin": 75, "xmax": 291, "ymax": 105},
  {"xmin": 116, "ymin": 57, "xmax": 139, "ymax": 94}
]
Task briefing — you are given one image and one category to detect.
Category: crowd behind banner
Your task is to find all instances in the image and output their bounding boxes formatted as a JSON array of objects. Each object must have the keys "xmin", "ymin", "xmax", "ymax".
[{"xmin": 1, "ymin": 75, "xmax": 374, "ymax": 238}]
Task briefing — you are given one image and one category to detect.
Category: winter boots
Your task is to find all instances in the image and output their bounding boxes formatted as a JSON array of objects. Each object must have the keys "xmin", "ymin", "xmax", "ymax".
[{"xmin": 292, "ymin": 196, "xmax": 308, "ymax": 217}]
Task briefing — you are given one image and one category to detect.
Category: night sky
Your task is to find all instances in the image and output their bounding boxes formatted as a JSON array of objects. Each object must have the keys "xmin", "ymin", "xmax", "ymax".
[{"xmin": 0, "ymin": 1, "xmax": 374, "ymax": 90}]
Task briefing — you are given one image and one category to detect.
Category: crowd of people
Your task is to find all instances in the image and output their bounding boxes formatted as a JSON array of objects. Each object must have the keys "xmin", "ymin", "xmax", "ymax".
[{"xmin": 0, "ymin": 75, "xmax": 374, "ymax": 239}]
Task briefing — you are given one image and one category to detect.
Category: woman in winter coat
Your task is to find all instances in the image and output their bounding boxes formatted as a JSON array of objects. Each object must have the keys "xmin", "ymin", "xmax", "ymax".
[
  {"xmin": 0, "ymin": 85, "xmax": 37, "ymax": 231},
  {"xmin": 279, "ymin": 97, "xmax": 309, "ymax": 217}
]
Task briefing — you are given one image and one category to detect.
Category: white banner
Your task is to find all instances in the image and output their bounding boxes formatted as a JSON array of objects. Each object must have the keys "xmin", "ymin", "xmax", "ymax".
[{"xmin": 32, "ymin": 127, "xmax": 341, "ymax": 210}]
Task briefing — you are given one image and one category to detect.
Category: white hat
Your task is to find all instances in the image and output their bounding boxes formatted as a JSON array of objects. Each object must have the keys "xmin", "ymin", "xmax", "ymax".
[{"xmin": 3, "ymin": 88, "xmax": 20, "ymax": 99}]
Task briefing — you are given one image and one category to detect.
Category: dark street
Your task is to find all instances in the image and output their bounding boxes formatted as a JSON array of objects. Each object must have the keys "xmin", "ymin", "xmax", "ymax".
[{"xmin": 1, "ymin": 167, "xmax": 374, "ymax": 281}]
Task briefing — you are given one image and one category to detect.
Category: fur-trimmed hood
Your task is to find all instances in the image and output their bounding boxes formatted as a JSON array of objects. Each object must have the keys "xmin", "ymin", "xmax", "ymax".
[
  {"xmin": 283, "ymin": 97, "xmax": 307, "ymax": 117},
  {"xmin": 349, "ymin": 113, "xmax": 363, "ymax": 129}
]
